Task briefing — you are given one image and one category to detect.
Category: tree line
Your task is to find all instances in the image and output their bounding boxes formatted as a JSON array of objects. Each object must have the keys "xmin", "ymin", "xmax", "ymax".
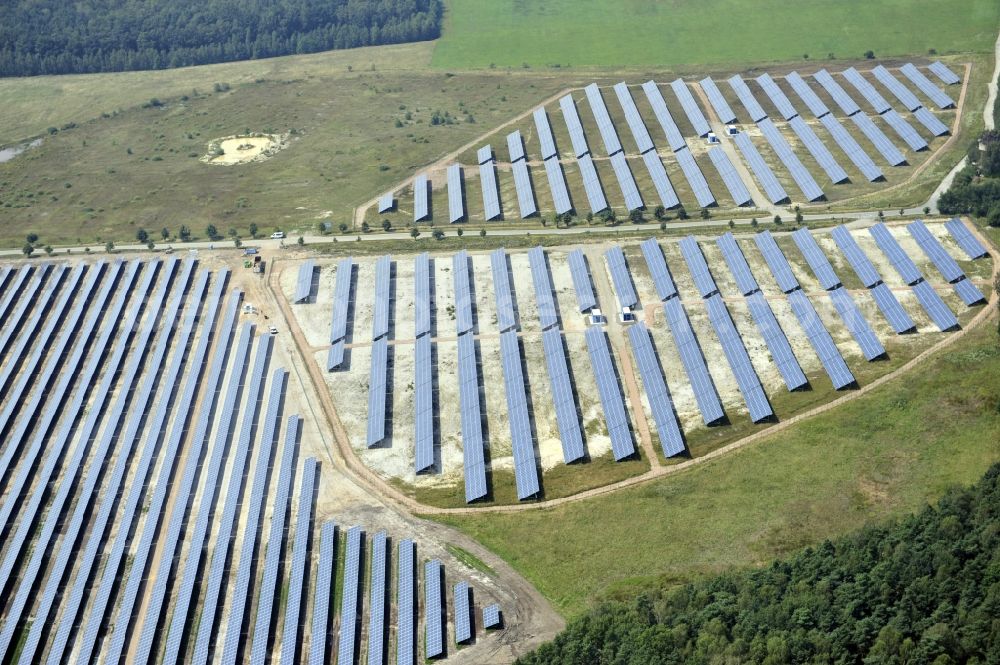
[
  {"xmin": 938, "ymin": 130, "xmax": 1000, "ymax": 226},
  {"xmin": 516, "ymin": 462, "xmax": 1000, "ymax": 664},
  {"xmin": 0, "ymin": 0, "xmax": 442, "ymax": 76}
]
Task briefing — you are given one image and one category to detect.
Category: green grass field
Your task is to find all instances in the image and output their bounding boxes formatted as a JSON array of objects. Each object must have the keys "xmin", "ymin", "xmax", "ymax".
[
  {"xmin": 432, "ymin": 0, "xmax": 999, "ymax": 70},
  {"xmin": 431, "ymin": 313, "xmax": 1000, "ymax": 617}
]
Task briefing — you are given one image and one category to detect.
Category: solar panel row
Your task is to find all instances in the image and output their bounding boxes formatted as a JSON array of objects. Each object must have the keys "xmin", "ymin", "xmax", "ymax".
[
  {"xmin": 453, "ymin": 250, "xmax": 474, "ymax": 334},
  {"xmin": 455, "ymin": 581, "xmax": 473, "ymax": 644},
  {"xmin": 447, "ymin": 163, "xmax": 465, "ymax": 223},
  {"xmin": 626, "ymin": 323, "xmax": 685, "ymax": 456},
  {"xmin": 872, "ymin": 65, "xmax": 921, "ymax": 111},
  {"xmin": 754, "ymin": 230, "xmax": 800, "ymax": 293},
  {"xmin": 507, "ymin": 129, "xmax": 526, "ymax": 163},
  {"xmin": 792, "ymin": 228, "xmax": 842, "ymax": 289},
  {"xmin": 0, "ymin": 262, "xmax": 60, "ymax": 370},
  {"xmin": 757, "ymin": 118, "xmax": 825, "ymax": 201},
  {"xmin": 483, "ymin": 604, "xmax": 502, "ymax": 629},
  {"xmin": 577, "ymin": 153, "xmax": 609, "ymax": 213},
  {"xmin": 310, "ymin": 522, "xmax": 337, "ymax": 665},
  {"xmin": 812, "ymin": 69, "xmax": 861, "ymax": 116},
  {"xmin": 397, "ymin": 539, "xmax": 416, "ymax": 665},
  {"xmin": 869, "ymin": 282, "xmax": 918, "ymax": 334},
  {"xmin": 704, "ymin": 294, "xmax": 773, "ymax": 422},
  {"xmin": 491, "ymin": 248, "xmax": 517, "ymax": 332},
  {"xmin": 881, "ymin": 109, "xmax": 928, "ymax": 151},
  {"xmin": 609, "ymin": 152, "xmax": 644, "ymax": 210},
  {"xmin": 425, "ymin": 560, "xmax": 445, "ymax": 659},
  {"xmin": 679, "ymin": 235, "xmax": 719, "ymax": 298},
  {"xmin": 707, "ymin": 147, "xmax": 753, "ymax": 206},
  {"xmin": 785, "ymin": 71, "xmax": 831, "ymax": 118},
  {"xmin": 329, "ymin": 257, "xmax": 353, "ymax": 353},
  {"xmin": 280, "ymin": 458, "xmax": 317, "ymax": 665},
  {"xmin": 788, "ymin": 116, "xmax": 849, "ymax": 184},
  {"xmin": 414, "ymin": 334, "xmax": 434, "ymax": 473},
  {"xmin": 368, "ymin": 530, "xmax": 389, "ymax": 665},
  {"xmin": 641, "ymin": 149, "xmax": 681, "ymax": 208},
  {"xmin": 912, "ymin": 279, "xmax": 959, "ymax": 330},
  {"xmin": 414, "ymin": 252, "xmax": 432, "ymax": 336},
  {"xmin": 830, "ymin": 225, "xmax": 881, "ymax": 287},
  {"xmin": 901, "ymin": 63, "xmax": 955, "ymax": 108},
  {"xmin": 414, "ymin": 174, "xmax": 429, "ymax": 222},
  {"xmin": 909, "ymin": 220, "xmax": 986, "ymax": 305},
  {"xmin": 528, "ymin": 246, "xmax": 559, "ymax": 330},
  {"xmin": 541, "ymin": 328, "xmax": 586, "ymax": 463},
  {"xmin": 642, "ymin": 81, "xmax": 687, "ymax": 151},
  {"xmin": 662, "ymin": 297, "xmax": 726, "ymax": 424},
  {"xmin": 913, "ymin": 107, "xmax": 950, "ymax": 137},
  {"xmin": 533, "ymin": 107, "xmax": 559, "ymax": 160},
  {"xmin": 366, "ymin": 336, "xmax": 389, "ymax": 446},
  {"xmin": 378, "ymin": 192, "xmax": 394, "ymax": 213},
  {"xmin": 670, "ymin": 79, "xmax": 712, "ymax": 137},
  {"xmin": 640, "ymin": 238, "xmax": 678, "ymax": 300},
  {"xmin": 818, "ymin": 113, "xmax": 884, "ymax": 181},
  {"xmin": 787, "ymin": 289, "xmax": 856, "ymax": 389},
  {"xmin": 568, "ymin": 249, "xmax": 598, "ymax": 312},
  {"xmin": 699, "ymin": 77, "xmax": 737, "ymax": 124},
  {"xmin": 944, "ymin": 218, "xmax": 988, "ymax": 259},
  {"xmin": 842, "ymin": 67, "xmax": 891, "ymax": 113},
  {"xmin": 754, "ymin": 72, "xmax": 797, "ymax": 120},
  {"xmin": 715, "ymin": 233, "xmax": 760, "ymax": 296},
  {"xmin": 477, "ymin": 145, "xmax": 494, "ymax": 165},
  {"xmin": 585, "ymin": 83, "xmax": 624, "ymax": 156},
  {"xmin": 732, "ymin": 132, "xmax": 788, "ymax": 204},
  {"xmin": 500, "ymin": 330, "xmax": 541, "ymax": 499},
  {"xmin": 727, "ymin": 74, "xmax": 768, "ymax": 122},
  {"xmin": 585, "ymin": 326, "xmax": 637, "ymax": 458},
  {"xmin": 372, "ymin": 254, "xmax": 392, "ymax": 340},
  {"xmin": 604, "ymin": 245, "xmax": 639, "ymax": 308},
  {"xmin": 745, "ymin": 291, "xmax": 810, "ymax": 391},
  {"xmin": 674, "ymin": 146, "xmax": 716, "ymax": 208},
  {"xmin": 559, "ymin": 94, "xmax": 591, "ymax": 158},
  {"xmin": 458, "ymin": 332, "xmax": 488, "ymax": 502},
  {"xmin": 511, "ymin": 159, "xmax": 539, "ymax": 218},
  {"xmin": 543, "ymin": 157, "xmax": 573, "ymax": 214},
  {"xmin": 828, "ymin": 287, "xmax": 886, "ymax": 360},
  {"xmin": 613, "ymin": 82, "xmax": 655, "ymax": 154},
  {"xmin": 337, "ymin": 526, "xmax": 364, "ymax": 665},
  {"xmin": 849, "ymin": 112, "xmax": 906, "ymax": 166},
  {"xmin": 479, "ymin": 157, "xmax": 503, "ymax": 221},
  {"xmin": 928, "ymin": 61, "xmax": 961, "ymax": 85}
]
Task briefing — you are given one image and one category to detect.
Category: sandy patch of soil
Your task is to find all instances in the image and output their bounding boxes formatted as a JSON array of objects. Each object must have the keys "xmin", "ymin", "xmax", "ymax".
[{"xmin": 201, "ymin": 132, "xmax": 289, "ymax": 165}]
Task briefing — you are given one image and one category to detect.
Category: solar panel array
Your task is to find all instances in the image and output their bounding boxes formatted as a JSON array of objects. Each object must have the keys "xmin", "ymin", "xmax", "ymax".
[
  {"xmin": 913, "ymin": 107, "xmax": 950, "ymax": 136},
  {"xmin": 414, "ymin": 173, "xmax": 429, "ymax": 222},
  {"xmin": 788, "ymin": 116, "xmax": 849, "ymax": 184},
  {"xmin": 662, "ymin": 296, "xmax": 726, "ymax": 424},
  {"xmin": 642, "ymin": 81, "xmax": 687, "ymax": 151},
  {"xmin": 818, "ymin": 113, "xmax": 884, "ymax": 181},
  {"xmin": 929, "ymin": 61, "xmax": 961, "ymax": 85},
  {"xmin": 792, "ymin": 228, "xmax": 842, "ymax": 289},
  {"xmin": 699, "ymin": 77, "xmax": 737, "ymax": 124},
  {"xmin": 604, "ymin": 245, "xmax": 639, "ymax": 308},
  {"xmin": 674, "ymin": 146, "xmax": 716, "ymax": 208},
  {"xmin": 670, "ymin": 79, "xmax": 712, "ymax": 137},
  {"xmin": 397, "ymin": 539, "xmax": 416, "ymax": 665},
  {"xmin": 745, "ymin": 291, "xmax": 809, "ymax": 390},
  {"xmin": 568, "ymin": 249, "xmax": 598, "ymax": 311},
  {"xmin": 533, "ymin": 107, "xmax": 559, "ymax": 159},
  {"xmin": 310, "ymin": 522, "xmax": 336, "ymax": 665},
  {"xmin": 708, "ymin": 147, "xmax": 753, "ymax": 206},
  {"xmin": 613, "ymin": 82, "xmax": 654, "ymax": 153},
  {"xmin": 812, "ymin": 69, "xmax": 861, "ymax": 116},
  {"xmin": 478, "ymin": 146, "xmax": 502, "ymax": 221},
  {"xmin": 541, "ymin": 328, "xmax": 586, "ymax": 463},
  {"xmin": 338, "ymin": 526, "xmax": 364, "ymax": 665},
  {"xmin": 447, "ymin": 163, "xmax": 465, "ymax": 223},
  {"xmin": 704, "ymin": 294, "xmax": 773, "ymax": 422},
  {"xmin": 609, "ymin": 152, "xmax": 644, "ymax": 210},
  {"xmin": 945, "ymin": 218, "xmax": 988, "ymax": 259},
  {"xmin": 786, "ymin": 71, "xmax": 831, "ymax": 118},
  {"xmin": 626, "ymin": 323, "xmax": 685, "ymax": 456},
  {"xmin": 727, "ymin": 74, "xmax": 768, "ymax": 122},
  {"xmin": 787, "ymin": 289, "xmax": 856, "ymax": 389},
  {"xmin": 585, "ymin": 83, "xmax": 624, "ymax": 155},
  {"xmin": 328, "ymin": 257, "xmax": 353, "ymax": 370},
  {"xmin": 642, "ymin": 149, "xmax": 681, "ymax": 208},
  {"xmin": 292, "ymin": 259, "xmax": 316, "ymax": 303},
  {"xmin": 378, "ymin": 192, "xmax": 394, "ymax": 213},
  {"xmin": 483, "ymin": 604, "xmax": 502, "ymax": 629},
  {"xmin": 869, "ymin": 282, "xmax": 918, "ymax": 334},
  {"xmin": 849, "ymin": 112, "xmax": 906, "ymax": 166},
  {"xmin": 500, "ymin": 330, "xmax": 541, "ymax": 499},
  {"xmin": 585, "ymin": 325, "xmax": 636, "ymax": 458},
  {"xmin": 842, "ymin": 67, "xmax": 891, "ymax": 113},
  {"xmin": 368, "ymin": 530, "xmax": 389, "ymax": 665},
  {"xmin": 543, "ymin": 157, "xmax": 573, "ymax": 214},
  {"xmin": 577, "ymin": 153, "xmax": 609, "ymax": 213},
  {"xmin": 425, "ymin": 560, "xmax": 445, "ymax": 659},
  {"xmin": 732, "ymin": 131, "xmax": 788, "ymax": 204},
  {"xmin": 455, "ymin": 581, "xmax": 473, "ymax": 643},
  {"xmin": 559, "ymin": 94, "xmax": 591, "ymax": 157},
  {"xmin": 756, "ymin": 73, "xmax": 798, "ymax": 120},
  {"xmin": 640, "ymin": 238, "xmax": 678, "ymax": 300},
  {"xmin": 757, "ymin": 118, "xmax": 825, "ymax": 201},
  {"xmin": 828, "ymin": 286, "xmax": 886, "ymax": 360},
  {"xmin": 912, "ymin": 279, "xmax": 960, "ymax": 330},
  {"xmin": 458, "ymin": 332, "xmax": 487, "ymax": 502},
  {"xmin": 280, "ymin": 458, "xmax": 318, "ymax": 665},
  {"xmin": 872, "ymin": 65, "xmax": 922, "ymax": 111},
  {"xmin": 909, "ymin": 220, "xmax": 986, "ymax": 305}
]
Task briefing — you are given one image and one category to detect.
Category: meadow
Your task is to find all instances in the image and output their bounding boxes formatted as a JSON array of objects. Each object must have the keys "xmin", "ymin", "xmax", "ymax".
[
  {"xmin": 432, "ymin": 0, "xmax": 1000, "ymax": 70},
  {"xmin": 432, "ymin": 311, "xmax": 1000, "ymax": 616}
]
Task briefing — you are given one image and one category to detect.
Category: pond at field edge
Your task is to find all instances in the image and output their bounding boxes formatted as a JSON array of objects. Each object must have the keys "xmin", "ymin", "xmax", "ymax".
[{"xmin": 0, "ymin": 138, "xmax": 42, "ymax": 163}]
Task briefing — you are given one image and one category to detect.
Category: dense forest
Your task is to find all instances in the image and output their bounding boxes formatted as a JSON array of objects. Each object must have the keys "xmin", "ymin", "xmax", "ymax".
[
  {"xmin": 0, "ymin": 0, "xmax": 442, "ymax": 76},
  {"xmin": 939, "ymin": 130, "xmax": 1000, "ymax": 225},
  {"xmin": 517, "ymin": 463, "xmax": 1000, "ymax": 665}
]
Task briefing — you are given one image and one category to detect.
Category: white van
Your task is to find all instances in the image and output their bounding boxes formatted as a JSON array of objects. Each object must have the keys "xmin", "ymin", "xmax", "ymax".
[{"xmin": 270, "ymin": 231, "xmax": 285, "ymax": 239}]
